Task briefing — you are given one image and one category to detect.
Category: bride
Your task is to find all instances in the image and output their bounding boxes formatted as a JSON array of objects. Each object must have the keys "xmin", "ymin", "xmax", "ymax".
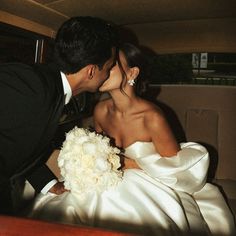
[{"xmin": 29, "ymin": 43, "xmax": 235, "ymax": 235}]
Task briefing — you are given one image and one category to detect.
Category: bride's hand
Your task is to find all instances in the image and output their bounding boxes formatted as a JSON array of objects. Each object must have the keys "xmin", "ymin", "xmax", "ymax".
[
  {"xmin": 123, "ymin": 157, "xmax": 141, "ymax": 170},
  {"xmin": 49, "ymin": 182, "xmax": 68, "ymax": 195}
]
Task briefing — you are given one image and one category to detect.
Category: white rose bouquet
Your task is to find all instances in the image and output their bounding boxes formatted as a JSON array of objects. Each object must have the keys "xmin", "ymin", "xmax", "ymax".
[{"xmin": 58, "ymin": 127, "xmax": 123, "ymax": 195}]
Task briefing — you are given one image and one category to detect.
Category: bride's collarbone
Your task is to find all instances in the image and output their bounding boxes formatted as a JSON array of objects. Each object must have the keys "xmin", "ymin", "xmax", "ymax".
[{"xmin": 108, "ymin": 114, "xmax": 144, "ymax": 128}]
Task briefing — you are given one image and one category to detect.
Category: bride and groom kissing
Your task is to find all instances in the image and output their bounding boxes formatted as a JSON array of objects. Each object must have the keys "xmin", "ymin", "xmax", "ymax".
[{"xmin": 0, "ymin": 16, "xmax": 235, "ymax": 235}]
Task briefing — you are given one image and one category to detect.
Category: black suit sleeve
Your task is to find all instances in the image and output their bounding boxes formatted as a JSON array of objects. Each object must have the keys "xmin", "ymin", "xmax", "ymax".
[{"xmin": 27, "ymin": 163, "xmax": 56, "ymax": 192}]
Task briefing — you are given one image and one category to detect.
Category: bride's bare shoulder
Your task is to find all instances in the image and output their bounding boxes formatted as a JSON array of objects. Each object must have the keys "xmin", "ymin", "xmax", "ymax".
[
  {"xmin": 94, "ymin": 98, "xmax": 112, "ymax": 116},
  {"xmin": 139, "ymin": 99, "xmax": 163, "ymax": 116},
  {"xmin": 138, "ymin": 99, "xmax": 167, "ymax": 125}
]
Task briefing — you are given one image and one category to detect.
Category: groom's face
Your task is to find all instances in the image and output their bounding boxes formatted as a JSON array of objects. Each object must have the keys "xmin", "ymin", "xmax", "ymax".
[{"xmin": 89, "ymin": 48, "xmax": 116, "ymax": 92}]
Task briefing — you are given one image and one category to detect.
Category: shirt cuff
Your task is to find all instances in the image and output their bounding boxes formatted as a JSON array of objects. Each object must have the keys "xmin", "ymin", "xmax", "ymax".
[{"xmin": 41, "ymin": 179, "xmax": 58, "ymax": 194}]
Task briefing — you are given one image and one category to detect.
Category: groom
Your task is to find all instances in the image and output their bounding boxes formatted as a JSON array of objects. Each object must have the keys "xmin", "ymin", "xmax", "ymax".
[{"xmin": 0, "ymin": 16, "xmax": 118, "ymax": 215}]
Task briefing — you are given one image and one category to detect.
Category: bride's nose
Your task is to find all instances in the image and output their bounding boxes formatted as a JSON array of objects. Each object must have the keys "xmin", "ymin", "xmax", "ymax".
[{"xmin": 110, "ymin": 65, "xmax": 118, "ymax": 74}]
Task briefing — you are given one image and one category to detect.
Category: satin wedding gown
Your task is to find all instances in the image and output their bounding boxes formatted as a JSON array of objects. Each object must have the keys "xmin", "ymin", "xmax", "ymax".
[{"xmin": 28, "ymin": 142, "xmax": 235, "ymax": 235}]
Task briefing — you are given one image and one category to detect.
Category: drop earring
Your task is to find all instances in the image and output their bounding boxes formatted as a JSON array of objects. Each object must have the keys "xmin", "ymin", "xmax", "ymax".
[{"xmin": 127, "ymin": 79, "xmax": 135, "ymax": 86}]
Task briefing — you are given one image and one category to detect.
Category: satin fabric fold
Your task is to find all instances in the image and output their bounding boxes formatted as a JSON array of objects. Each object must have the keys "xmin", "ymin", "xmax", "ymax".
[
  {"xmin": 125, "ymin": 142, "xmax": 209, "ymax": 193},
  {"xmin": 28, "ymin": 142, "xmax": 236, "ymax": 235}
]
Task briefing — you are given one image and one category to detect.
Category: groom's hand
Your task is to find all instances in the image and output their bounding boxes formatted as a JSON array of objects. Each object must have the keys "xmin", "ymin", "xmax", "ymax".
[{"xmin": 49, "ymin": 182, "xmax": 68, "ymax": 195}]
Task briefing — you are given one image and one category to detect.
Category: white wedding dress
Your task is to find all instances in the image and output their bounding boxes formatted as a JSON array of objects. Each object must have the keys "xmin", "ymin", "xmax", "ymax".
[{"xmin": 28, "ymin": 142, "xmax": 235, "ymax": 235}]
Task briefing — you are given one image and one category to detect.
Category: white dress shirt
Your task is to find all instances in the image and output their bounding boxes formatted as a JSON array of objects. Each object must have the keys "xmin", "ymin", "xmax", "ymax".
[{"xmin": 41, "ymin": 72, "xmax": 72, "ymax": 194}]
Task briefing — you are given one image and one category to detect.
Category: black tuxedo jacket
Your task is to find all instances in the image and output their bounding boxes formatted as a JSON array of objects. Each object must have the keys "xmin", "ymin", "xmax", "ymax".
[{"xmin": 0, "ymin": 63, "xmax": 65, "ymax": 197}]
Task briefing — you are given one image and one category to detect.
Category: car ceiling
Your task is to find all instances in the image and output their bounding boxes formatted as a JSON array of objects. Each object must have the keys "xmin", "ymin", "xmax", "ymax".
[
  {"xmin": 1, "ymin": 0, "xmax": 236, "ymax": 53},
  {"xmin": 1, "ymin": 0, "xmax": 235, "ymax": 30}
]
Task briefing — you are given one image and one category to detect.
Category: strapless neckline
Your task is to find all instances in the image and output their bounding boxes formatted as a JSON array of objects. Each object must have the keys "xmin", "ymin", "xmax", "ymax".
[
  {"xmin": 125, "ymin": 141, "xmax": 153, "ymax": 150},
  {"xmin": 124, "ymin": 141, "xmax": 157, "ymax": 160}
]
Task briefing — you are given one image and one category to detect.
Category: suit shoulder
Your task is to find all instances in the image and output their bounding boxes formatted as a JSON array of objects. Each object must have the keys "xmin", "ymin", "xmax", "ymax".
[{"xmin": 0, "ymin": 62, "xmax": 33, "ymax": 74}]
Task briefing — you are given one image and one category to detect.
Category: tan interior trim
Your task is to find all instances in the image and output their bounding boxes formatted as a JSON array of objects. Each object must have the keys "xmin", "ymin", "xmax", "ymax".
[
  {"xmin": 27, "ymin": 0, "xmax": 68, "ymax": 18},
  {"xmin": 0, "ymin": 10, "xmax": 56, "ymax": 38},
  {"xmin": 126, "ymin": 18, "xmax": 236, "ymax": 53}
]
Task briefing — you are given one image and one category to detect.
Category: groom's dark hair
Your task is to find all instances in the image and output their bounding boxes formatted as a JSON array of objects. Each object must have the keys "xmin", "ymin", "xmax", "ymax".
[{"xmin": 54, "ymin": 16, "xmax": 119, "ymax": 74}]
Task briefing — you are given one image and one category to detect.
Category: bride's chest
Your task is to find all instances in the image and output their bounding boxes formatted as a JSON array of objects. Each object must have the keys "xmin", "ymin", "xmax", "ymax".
[{"xmin": 102, "ymin": 115, "xmax": 151, "ymax": 148}]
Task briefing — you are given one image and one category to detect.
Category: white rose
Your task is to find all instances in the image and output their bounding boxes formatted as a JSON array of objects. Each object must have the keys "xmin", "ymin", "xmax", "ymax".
[
  {"xmin": 95, "ymin": 157, "xmax": 110, "ymax": 172},
  {"xmin": 83, "ymin": 142, "xmax": 97, "ymax": 155},
  {"xmin": 109, "ymin": 155, "xmax": 121, "ymax": 170},
  {"xmin": 75, "ymin": 135, "xmax": 89, "ymax": 144},
  {"xmin": 81, "ymin": 155, "xmax": 95, "ymax": 169}
]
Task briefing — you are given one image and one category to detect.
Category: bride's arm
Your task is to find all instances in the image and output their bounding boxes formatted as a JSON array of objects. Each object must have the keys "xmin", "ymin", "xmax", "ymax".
[
  {"xmin": 144, "ymin": 109, "xmax": 180, "ymax": 157},
  {"xmin": 93, "ymin": 102, "xmax": 105, "ymax": 133},
  {"xmin": 94, "ymin": 118, "xmax": 103, "ymax": 133}
]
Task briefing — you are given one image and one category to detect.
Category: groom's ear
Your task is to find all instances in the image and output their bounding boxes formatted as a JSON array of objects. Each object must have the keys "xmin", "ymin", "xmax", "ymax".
[{"xmin": 86, "ymin": 65, "xmax": 96, "ymax": 80}]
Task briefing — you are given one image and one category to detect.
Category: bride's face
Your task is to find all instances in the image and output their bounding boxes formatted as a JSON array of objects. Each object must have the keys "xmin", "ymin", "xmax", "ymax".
[{"xmin": 99, "ymin": 51, "xmax": 129, "ymax": 92}]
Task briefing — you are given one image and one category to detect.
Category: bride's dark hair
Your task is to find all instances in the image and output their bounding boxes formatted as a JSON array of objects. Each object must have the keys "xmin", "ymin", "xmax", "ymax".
[{"xmin": 117, "ymin": 43, "xmax": 147, "ymax": 96}]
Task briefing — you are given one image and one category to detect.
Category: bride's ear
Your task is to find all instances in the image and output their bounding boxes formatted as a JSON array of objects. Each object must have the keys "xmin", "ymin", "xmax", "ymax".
[{"xmin": 130, "ymin": 67, "xmax": 139, "ymax": 79}]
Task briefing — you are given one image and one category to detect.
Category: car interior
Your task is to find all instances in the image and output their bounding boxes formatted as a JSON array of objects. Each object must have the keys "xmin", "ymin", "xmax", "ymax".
[{"xmin": 0, "ymin": 0, "xmax": 236, "ymax": 235}]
